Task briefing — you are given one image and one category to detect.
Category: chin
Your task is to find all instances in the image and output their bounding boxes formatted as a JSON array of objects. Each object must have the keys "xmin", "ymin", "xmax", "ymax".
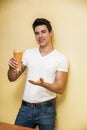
[{"xmin": 39, "ymin": 43, "xmax": 45, "ymax": 46}]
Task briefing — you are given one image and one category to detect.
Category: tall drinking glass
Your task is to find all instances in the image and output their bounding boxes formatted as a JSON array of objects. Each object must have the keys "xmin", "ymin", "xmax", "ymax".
[{"xmin": 13, "ymin": 49, "xmax": 23, "ymax": 72}]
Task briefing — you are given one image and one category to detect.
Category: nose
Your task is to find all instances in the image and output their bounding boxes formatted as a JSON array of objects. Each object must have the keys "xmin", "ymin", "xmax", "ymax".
[{"xmin": 38, "ymin": 32, "xmax": 42, "ymax": 38}]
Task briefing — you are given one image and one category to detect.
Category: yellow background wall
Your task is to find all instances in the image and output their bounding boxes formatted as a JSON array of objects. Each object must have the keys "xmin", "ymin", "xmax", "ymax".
[{"xmin": 0, "ymin": 0, "xmax": 87, "ymax": 130}]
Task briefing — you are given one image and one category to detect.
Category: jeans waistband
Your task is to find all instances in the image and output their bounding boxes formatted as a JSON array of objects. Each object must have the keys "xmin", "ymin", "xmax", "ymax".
[{"xmin": 22, "ymin": 98, "xmax": 56, "ymax": 108}]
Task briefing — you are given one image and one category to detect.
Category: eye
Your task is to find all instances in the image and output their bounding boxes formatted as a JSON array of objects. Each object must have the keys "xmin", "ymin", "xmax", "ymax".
[
  {"xmin": 41, "ymin": 30, "xmax": 46, "ymax": 33},
  {"xmin": 35, "ymin": 32, "xmax": 39, "ymax": 35}
]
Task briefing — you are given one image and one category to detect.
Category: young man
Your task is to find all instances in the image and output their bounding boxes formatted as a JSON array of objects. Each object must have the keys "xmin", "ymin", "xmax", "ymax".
[{"xmin": 8, "ymin": 18, "xmax": 68, "ymax": 130}]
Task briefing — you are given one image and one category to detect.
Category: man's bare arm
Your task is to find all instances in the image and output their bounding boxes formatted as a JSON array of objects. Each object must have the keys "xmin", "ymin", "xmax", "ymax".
[
  {"xmin": 29, "ymin": 71, "xmax": 68, "ymax": 94},
  {"xmin": 8, "ymin": 58, "xmax": 26, "ymax": 82}
]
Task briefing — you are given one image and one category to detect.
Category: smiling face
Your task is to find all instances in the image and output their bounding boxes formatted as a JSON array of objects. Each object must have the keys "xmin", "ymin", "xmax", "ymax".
[{"xmin": 34, "ymin": 25, "xmax": 53, "ymax": 47}]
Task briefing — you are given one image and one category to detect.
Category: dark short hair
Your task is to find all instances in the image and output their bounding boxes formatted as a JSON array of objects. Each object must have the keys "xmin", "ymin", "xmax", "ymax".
[{"xmin": 32, "ymin": 18, "xmax": 52, "ymax": 32}]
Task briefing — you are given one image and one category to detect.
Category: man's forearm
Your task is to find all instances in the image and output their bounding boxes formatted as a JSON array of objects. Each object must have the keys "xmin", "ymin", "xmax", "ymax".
[
  {"xmin": 8, "ymin": 69, "xmax": 21, "ymax": 82},
  {"xmin": 43, "ymin": 81, "xmax": 65, "ymax": 94}
]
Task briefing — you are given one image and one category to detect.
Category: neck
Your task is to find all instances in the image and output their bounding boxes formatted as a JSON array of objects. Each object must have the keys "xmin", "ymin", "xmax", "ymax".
[{"xmin": 39, "ymin": 44, "xmax": 54, "ymax": 56}]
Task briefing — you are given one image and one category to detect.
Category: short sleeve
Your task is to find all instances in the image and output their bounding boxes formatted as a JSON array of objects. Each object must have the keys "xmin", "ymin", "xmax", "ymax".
[{"xmin": 57, "ymin": 56, "xmax": 69, "ymax": 72}]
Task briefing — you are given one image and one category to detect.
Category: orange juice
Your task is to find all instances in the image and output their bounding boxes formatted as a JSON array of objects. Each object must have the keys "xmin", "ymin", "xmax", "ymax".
[{"xmin": 13, "ymin": 50, "xmax": 23, "ymax": 71}]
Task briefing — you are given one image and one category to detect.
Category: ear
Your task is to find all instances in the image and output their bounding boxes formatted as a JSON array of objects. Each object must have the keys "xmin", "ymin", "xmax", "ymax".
[{"xmin": 50, "ymin": 30, "xmax": 54, "ymax": 38}]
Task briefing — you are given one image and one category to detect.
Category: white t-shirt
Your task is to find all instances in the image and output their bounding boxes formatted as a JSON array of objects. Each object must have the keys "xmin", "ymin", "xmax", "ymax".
[{"xmin": 22, "ymin": 47, "xmax": 68, "ymax": 103}]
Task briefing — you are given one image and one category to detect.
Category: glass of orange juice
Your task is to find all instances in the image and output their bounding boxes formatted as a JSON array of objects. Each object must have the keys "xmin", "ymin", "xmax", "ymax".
[{"xmin": 13, "ymin": 49, "xmax": 23, "ymax": 72}]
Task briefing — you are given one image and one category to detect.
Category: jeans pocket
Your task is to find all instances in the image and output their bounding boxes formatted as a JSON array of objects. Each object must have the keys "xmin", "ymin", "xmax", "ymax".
[{"xmin": 42, "ymin": 105, "xmax": 56, "ymax": 115}]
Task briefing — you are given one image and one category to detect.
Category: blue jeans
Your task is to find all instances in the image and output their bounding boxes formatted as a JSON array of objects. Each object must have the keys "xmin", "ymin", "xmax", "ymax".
[{"xmin": 15, "ymin": 103, "xmax": 56, "ymax": 130}]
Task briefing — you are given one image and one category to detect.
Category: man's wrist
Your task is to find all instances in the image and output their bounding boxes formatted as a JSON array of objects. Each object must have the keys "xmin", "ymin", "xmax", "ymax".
[
  {"xmin": 11, "ymin": 69, "xmax": 22, "ymax": 75},
  {"xmin": 12, "ymin": 69, "xmax": 17, "ymax": 73},
  {"xmin": 8, "ymin": 68, "xmax": 17, "ymax": 74}
]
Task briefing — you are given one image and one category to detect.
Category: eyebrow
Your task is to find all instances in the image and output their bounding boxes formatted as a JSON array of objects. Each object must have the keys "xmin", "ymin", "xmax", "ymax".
[{"xmin": 35, "ymin": 29, "xmax": 46, "ymax": 34}]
